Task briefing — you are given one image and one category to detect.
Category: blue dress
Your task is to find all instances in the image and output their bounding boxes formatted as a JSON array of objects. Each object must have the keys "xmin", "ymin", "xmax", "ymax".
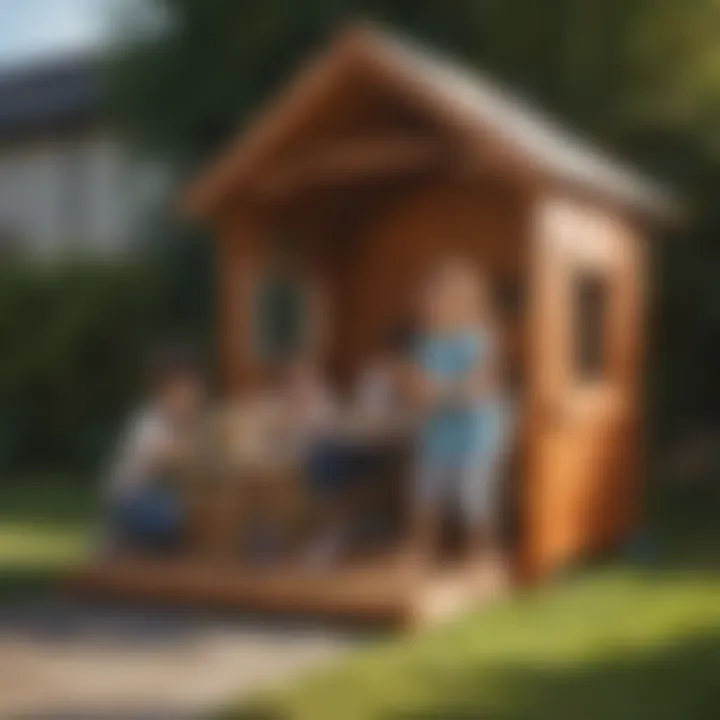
[{"xmin": 415, "ymin": 329, "xmax": 505, "ymax": 469}]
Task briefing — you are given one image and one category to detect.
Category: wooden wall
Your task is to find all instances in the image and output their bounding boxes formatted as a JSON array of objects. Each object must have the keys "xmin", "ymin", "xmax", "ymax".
[
  {"xmin": 214, "ymin": 181, "xmax": 647, "ymax": 581},
  {"xmin": 327, "ymin": 179, "xmax": 529, "ymax": 377},
  {"xmin": 217, "ymin": 177, "xmax": 529, "ymax": 386},
  {"xmin": 524, "ymin": 195, "xmax": 647, "ymax": 577}
]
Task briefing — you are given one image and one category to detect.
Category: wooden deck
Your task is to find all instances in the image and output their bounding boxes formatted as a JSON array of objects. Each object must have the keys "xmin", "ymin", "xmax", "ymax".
[{"xmin": 68, "ymin": 554, "xmax": 507, "ymax": 628}]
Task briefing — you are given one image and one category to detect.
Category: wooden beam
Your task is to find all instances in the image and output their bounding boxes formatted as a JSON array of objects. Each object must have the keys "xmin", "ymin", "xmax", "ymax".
[
  {"xmin": 253, "ymin": 135, "xmax": 448, "ymax": 200},
  {"xmin": 217, "ymin": 211, "xmax": 264, "ymax": 394},
  {"xmin": 183, "ymin": 28, "xmax": 369, "ymax": 218}
]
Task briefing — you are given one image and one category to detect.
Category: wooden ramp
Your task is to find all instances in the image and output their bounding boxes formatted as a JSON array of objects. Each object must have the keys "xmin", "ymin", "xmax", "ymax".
[{"xmin": 68, "ymin": 555, "xmax": 507, "ymax": 629}]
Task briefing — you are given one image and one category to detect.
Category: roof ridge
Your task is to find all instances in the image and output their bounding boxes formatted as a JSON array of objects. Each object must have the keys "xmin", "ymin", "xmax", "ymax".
[
  {"xmin": 359, "ymin": 24, "xmax": 675, "ymax": 215},
  {"xmin": 0, "ymin": 50, "xmax": 101, "ymax": 86},
  {"xmin": 185, "ymin": 22, "xmax": 678, "ymax": 220}
]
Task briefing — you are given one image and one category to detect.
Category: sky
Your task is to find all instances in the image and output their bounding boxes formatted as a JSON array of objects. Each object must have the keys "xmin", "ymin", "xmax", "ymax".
[{"xmin": 0, "ymin": 0, "xmax": 111, "ymax": 69}]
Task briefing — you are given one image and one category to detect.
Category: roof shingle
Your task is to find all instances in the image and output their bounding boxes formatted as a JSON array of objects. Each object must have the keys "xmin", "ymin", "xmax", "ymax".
[{"xmin": 0, "ymin": 54, "xmax": 102, "ymax": 138}]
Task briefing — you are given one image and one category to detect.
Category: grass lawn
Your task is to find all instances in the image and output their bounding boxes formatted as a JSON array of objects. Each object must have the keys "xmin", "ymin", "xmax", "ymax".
[
  {"xmin": 2, "ymin": 476, "xmax": 719, "ymax": 719},
  {"xmin": 225, "ymin": 486, "xmax": 720, "ymax": 720},
  {"xmin": 0, "ymin": 476, "xmax": 98, "ymax": 601}
]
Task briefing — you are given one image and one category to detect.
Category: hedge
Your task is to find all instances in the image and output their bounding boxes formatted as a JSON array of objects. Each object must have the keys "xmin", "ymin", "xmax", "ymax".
[{"xmin": 0, "ymin": 258, "xmax": 165, "ymax": 473}]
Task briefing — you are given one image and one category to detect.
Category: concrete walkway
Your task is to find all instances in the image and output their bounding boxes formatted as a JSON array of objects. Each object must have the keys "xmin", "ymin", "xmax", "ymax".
[{"xmin": 0, "ymin": 599, "xmax": 357, "ymax": 718}]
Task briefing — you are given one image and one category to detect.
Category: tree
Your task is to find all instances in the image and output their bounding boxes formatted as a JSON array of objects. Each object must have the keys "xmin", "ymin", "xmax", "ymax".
[{"xmin": 109, "ymin": 0, "xmax": 719, "ymax": 171}]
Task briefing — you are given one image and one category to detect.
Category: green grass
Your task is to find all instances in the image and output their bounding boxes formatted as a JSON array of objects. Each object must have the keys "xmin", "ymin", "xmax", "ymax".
[
  {"xmin": 225, "ymin": 486, "xmax": 720, "ymax": 720},
  {"xmin": 2, "ymin": 475, "xmax": 719, "ymax": 719},
  {"xmin": 0, "ymin": 476, "xmax": 98, "ymax": 601}
]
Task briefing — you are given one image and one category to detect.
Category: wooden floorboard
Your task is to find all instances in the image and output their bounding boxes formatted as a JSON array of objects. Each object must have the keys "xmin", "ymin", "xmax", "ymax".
[
  {"xmin": 67, "ymin": 556, "xmax": 416, "ymax": 625},
  {"xmin": 67, "ymin": 555, "xmax": 508, "ymax": 628}
]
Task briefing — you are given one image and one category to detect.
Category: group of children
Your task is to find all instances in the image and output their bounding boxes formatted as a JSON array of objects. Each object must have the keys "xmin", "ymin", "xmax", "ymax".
[{"xmin": 105, "ymin": 257, "xmax": 512, "ymax": 569}]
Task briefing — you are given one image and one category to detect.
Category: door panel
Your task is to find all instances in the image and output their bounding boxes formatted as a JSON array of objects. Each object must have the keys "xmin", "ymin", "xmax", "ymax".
[{"xmin": 527, "ymin": 198, "xmax": 644, "ymax": 577}]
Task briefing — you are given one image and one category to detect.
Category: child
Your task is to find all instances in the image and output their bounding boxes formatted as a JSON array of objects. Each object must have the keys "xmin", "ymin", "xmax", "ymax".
[
  {"xmin": 233, "ymin": 357, "xmax": 340, "ymax": 566},
  {"xmin": 276, "ymin": 357, "xmax": 338, "ymax": 455},
  {"xmin": 407, "ymin": 259, "xmax": 509, "ymax": 567},
  {"xmin": 301, "ymin": 331, "xmax": 418, "ymax": 568},
  {"xmin": 355, "ymin": 325, "xmax": 416, "ymax": 422},
  {"xmin": 272, "ymin": 356, "xmax": 389, "ymax": 568},
  {"xmin": 104, "ymin": 349, "xmax": 204, "ymax": 554},
  {"xmin": 274, "ymin": 358, "xmax": 353, "ymax": 568}
]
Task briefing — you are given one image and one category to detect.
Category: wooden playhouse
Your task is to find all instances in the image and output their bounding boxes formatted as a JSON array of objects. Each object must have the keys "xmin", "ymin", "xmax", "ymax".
[{"xmin": 73, "ymin": 26, "xmax": 673, "ymax": 626}]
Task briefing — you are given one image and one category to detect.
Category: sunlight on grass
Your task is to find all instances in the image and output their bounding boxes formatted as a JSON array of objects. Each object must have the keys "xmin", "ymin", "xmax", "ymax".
[
  {"xmin": 228, "ymin": 569, "xmax": 720, "ymax": 720},
  {"xmin": 0, "ymin": 522, "xmax": 91, "ymax": 569},
  {"xmin": 0, "ymin": 478, "xmax": 97, "ymax": 601}
]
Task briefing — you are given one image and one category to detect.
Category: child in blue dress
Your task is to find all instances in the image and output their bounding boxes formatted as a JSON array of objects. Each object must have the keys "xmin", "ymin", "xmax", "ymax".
[{"xmin": 407, "ymin": 259, "xmax": 511, "ymax": 566}]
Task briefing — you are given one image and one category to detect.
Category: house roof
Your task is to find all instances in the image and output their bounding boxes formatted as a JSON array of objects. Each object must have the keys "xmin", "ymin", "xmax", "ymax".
[
  {"xmin": 0, "ymin": 54, "xmax": 103, "ymax": 139},
  {"xmin": 186, "ymin": 25, "xmax": 676, "ymax": 220}
]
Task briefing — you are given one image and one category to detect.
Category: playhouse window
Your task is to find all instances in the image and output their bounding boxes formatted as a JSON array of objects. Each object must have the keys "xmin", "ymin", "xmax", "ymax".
[
  {"xmin": 574, "ymin": 273, "xmax": 609, "ymax": 380},
  {"xmin": 254, "ymin": 273, "xmax": 311, "ymax": 363},
  {"xmin": 496, "ymin": 277, "xmax": 525, "ymax": 321}
]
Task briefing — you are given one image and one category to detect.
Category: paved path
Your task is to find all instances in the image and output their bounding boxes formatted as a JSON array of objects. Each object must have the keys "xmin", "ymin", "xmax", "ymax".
[{"xmin": 0, "ymin": 599, "xmax": 357, "ymax": 718}]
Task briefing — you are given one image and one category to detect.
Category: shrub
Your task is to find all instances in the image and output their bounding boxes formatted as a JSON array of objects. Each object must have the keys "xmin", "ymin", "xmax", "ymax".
[{"xmin": 0, "ymin": 258, "xmax": 165, "ymax": 473}]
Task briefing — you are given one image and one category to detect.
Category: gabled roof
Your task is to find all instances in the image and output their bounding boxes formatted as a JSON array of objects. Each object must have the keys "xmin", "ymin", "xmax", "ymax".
[
  {"xmin": 186, "ymin": 25, "xmax": 676, "ymax": 220},
  {"xmin": 0, "ymin": 53, "xmax": 102, "ymax": 139}
]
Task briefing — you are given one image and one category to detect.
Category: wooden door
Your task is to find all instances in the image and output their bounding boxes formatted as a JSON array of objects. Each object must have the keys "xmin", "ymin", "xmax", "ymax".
[{"xmin": 525, "ymin": 197, "xmax": 645, "ymax": 578}]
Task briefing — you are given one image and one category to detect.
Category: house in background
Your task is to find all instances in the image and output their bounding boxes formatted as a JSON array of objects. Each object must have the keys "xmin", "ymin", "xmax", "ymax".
[{"xmin": 0, "ymin": 54, "xmax": 164, "ymax": 256}]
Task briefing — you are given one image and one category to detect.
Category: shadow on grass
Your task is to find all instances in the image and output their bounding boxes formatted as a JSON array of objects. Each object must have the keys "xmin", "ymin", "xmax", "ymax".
[
  {"xmin": 388, "ymin": 631, "xmax": 720, "ymax": 720},
  {"xmin": 0, "ymin": 476, "xmax": 98, "ymax": 524},
  {"xmin": 226, "ymin": 627, "xmax": 720, "ymax": 720},
  {"xmin": 0, "ymin": 568, "xmax": 63, "ymax": 603}
]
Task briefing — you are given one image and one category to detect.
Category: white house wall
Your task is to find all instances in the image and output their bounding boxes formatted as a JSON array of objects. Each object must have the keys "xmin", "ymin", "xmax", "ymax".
[{"xmin": 0, "ymin": 131, "xmax": 166, "ymax": 256}]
